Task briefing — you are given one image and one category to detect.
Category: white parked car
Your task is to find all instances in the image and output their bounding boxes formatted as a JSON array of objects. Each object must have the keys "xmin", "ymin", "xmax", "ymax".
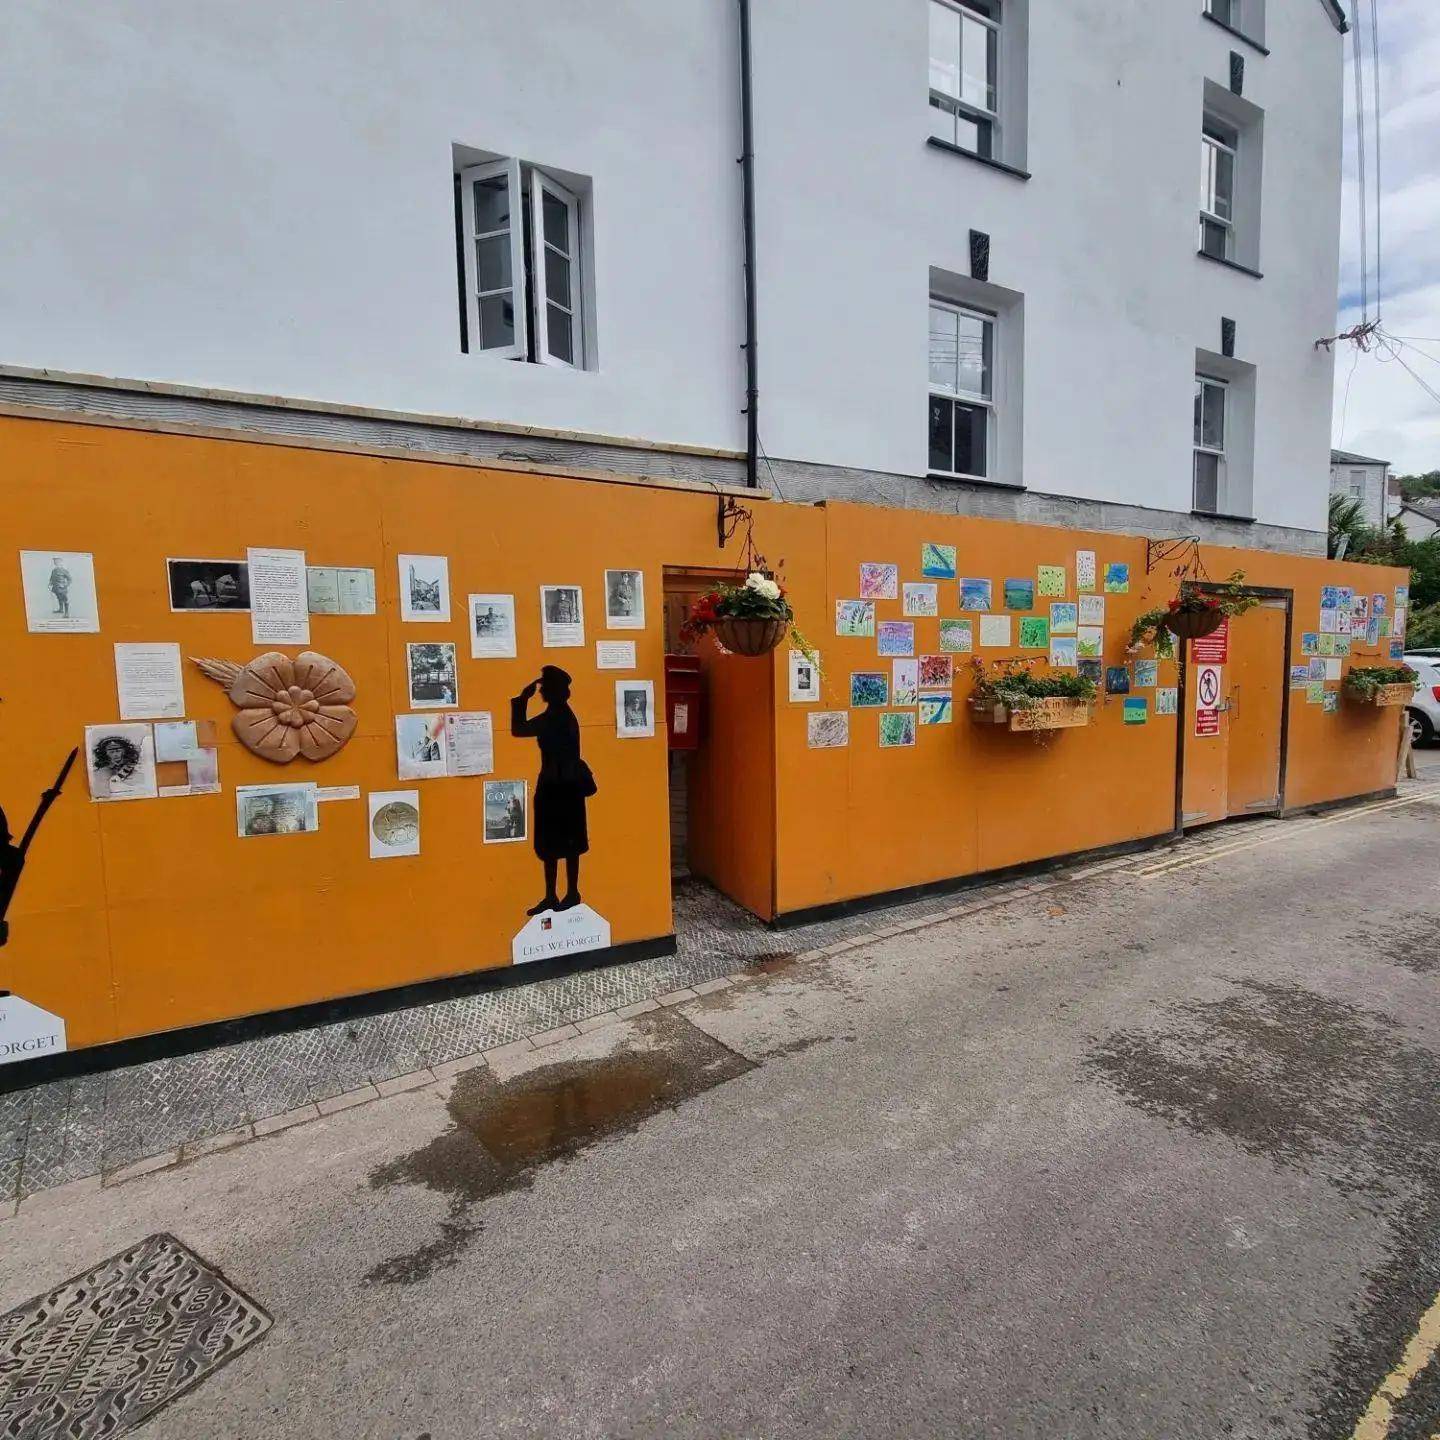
[{"xmin": 1403, "ymin": 653, "xmax": 1440, "ymax": 746}]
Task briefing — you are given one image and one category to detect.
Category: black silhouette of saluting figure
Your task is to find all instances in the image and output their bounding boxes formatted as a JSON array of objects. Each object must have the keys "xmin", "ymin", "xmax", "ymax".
[{"xmin": 511, "ymin": 666, "xmax": 596, "ymax": 915}]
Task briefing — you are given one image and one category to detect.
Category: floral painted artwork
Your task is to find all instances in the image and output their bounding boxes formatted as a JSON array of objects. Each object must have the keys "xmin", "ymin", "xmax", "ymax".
[
  {"xmin": 836, "ymin": 600, "xmax": 876, "ymax": 637},
  {"xmin": 1049, "ymin": 603, "xmax": 1078, "ymax": 635},
  {"xmin": 918, "ymin": 654, "xmax": 953, "ymax": 688},
  {"xmin": 921, "ymin": 543, "xmax": 957, "ymax": 580},
  {"xmin": 1004, "ymin": 578, "xmax": 1034, "ymax": 611},
  {"xmin": 877, "ymin": 621, "xmax": 915, "ymax": 656},
  {"xmin": 1077, "ymin": 626, "xmax": 1104, "ymax": 659},
  {"xmin": 851, "ymin": 671, "xmax": 889, "ymax": 707},
  {"xmin": 1104, "ymin": 563, "xmax": 1130, "ymax": 594},
  {"xmin": 859, "ymin": 563, "xmax": 899, "ymax": 600},
  {"xmin": 879, "ymin": 711, "xmax": 917, "ymax": 747},
  {"xmin": 960, "ymin": 578, "xmax": 993, "ymax": 611},
  {"xmin": 892, "ymin": 658, "xmax": 919, "ymax": 706},
  {"xmin": 1078, "ymin": 595, "xmax": 1105, "ymax": 626},
  {"xmin": 903, "ymin": 583, "xmax": 938, "ymax": 617},
  {"xmin": 1019, "ymin": 617, "xmax": 1049, "ymax": 649},
  {"xmin": 1049, "ymin": 637, "xmax": 1078, "ymax": 668},
  {"xmin": 939, "ymin": 619, "xmax": 973, "ymax": 654}
]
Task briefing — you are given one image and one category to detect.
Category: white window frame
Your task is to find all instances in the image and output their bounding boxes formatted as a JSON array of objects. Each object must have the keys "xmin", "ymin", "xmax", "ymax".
[
  {"xmin": 928, "ymin": 0, "xmax": 1001, "ymax": 160},
  {"xmin": 929, "ymin": 299, "xmax": 996, "ymax": 482},
  {"xmin": 1205, "ymin": 0, "xmax": 1238, "ymax": 27},
  {"xmin": 1193, "ymin": 375, "xmax": 1228, "ymax": 512},
  {"xmin": 459, "ymin": 158, "xmax": 527, "ymax": 360},
  {"xmin": 1348, "ymin": 469, "xmax": 1366, "ymax": 499},
  {"xmin": 530, "ymin": 172, "xmax": 583, "ymax": 369},
  {"xmin": 1199, "ymin": 123, "xmax": 1237, "ymax": 260}
]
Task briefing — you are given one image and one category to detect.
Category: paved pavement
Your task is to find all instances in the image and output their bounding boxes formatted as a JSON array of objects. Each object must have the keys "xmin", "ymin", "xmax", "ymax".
[{"xmin": 3, "ymin": 779, "xmax": 1440, "ymax": 1438}]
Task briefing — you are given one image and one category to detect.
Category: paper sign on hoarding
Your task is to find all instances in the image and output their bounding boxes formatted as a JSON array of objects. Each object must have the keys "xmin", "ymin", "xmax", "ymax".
[
  {"xmin": 1192, "ymin": 620, "xmax": 1229, "ymax": 664},
  {"xmin": 1195, "ymin": 663, "xmax": 1222, "ymax": 736}
]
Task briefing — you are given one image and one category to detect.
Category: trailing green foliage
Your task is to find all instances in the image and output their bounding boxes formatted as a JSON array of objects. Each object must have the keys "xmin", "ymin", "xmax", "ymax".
[
  {"xmin": 1342, "ymin": 664, "xmax": 1418, "ymax": 699},
  {"xmin": 969, "ymin": 658, "xmax": 1097, "ymax": 710}
]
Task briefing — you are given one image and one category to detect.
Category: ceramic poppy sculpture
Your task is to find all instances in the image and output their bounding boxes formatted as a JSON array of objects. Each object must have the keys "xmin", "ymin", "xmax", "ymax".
[{"xmin": 191, "ymin": 651, "xmax": 358, "ymax": 762}]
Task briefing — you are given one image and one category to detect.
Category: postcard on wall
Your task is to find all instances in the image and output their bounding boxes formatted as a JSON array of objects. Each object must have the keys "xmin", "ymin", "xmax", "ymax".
[
  {"xmin": 789, "ymin": 648, "xmax": 821, "ymax": 703},
  {"xmin": 851, "ymin": 671, "xmax": 888, "ymax": 707},
  {"xmin": 939, "ymin": 618, "xmax": 973, "ymax": 654},
  {"xmin": 470, "ymin": 593, "xmax": 517, "ymax": 658},
  {"xmin": 1078, "ymin": 594, "xmax": 1105, "ymax": 627},
  {"xmin": 1003, "ymin": 578, "xmax": 1034, "ymax": 611},
  {"xmin": 399, "ymin": 554, "xmax": 451, "ymax": 623},
  {"xmin": 114, "ymin": 643, "xmax": 185, "ymax": 720},
  {"xmin": 605, "ymin": 569, "xmax": 646, "ymax": 630},
  {"xmin": 248, "ymin": 547, "xmax": 310, "ymax": 645},
  {"xmin": 1050, "ymin": 603, "xmax": 1078, "ymax": 636},
  {"xmin": 1077, "ymin": 626, "xmax": 1104, "ymax": 659},
  {"xmin": 21, "ymin": 550, "xmax": 100, "ymax": 633},
  {"xmin": 919, "ymin": 694, "xmax": 953, "ymax": 724},
  {"xmin": 1037, "ymin": 566, "xmax": 1067, "ymax": 598},
  {"xmin": 85, "ymin": 723, "xmax": 158, "ymax": 802},
  {"xmin": 1076, "ymin": 550, "xmax": 1097, "ymax": 592},
  {"xmin": 370, "ymin": 790, "xmax": 420, "ymax": 859},
  {"xmin": 808, "ymin": 711, "xmax": 850, "ymax": 749},
  {"xmin": 445, "ymin": 711, "xmax": 495, "ymax": 776},
  {"xmin": 918, "ymin": 654, "xmax": 953, "ymax": 689},
  {"xmin": 836, "ymin": 599, "xmax": 876, "ymax": 637},
  {"xmin": 892, "ymin": 658, "xmax": 919, "ymax": 706},
  {"xmin": 859, "ymin": 563, "xmax": 899, "ymax": 600},
  {"xmin": 616, "ymin": 679, "xmax": 656, "ymax": 737},
  {"xmin": 960, "ymin": 578, "xmax": 993, "ymax": 611},
  {"xmin": 877, "ymin": 621, "xmax": 915, "ymax": 657},
  {"xmin": 597, "ymin": 639, "xmax": 637, "ymax": 670},
  {"xmin": 166, "ymin": 557, "xmax": 248, "ymax": 613},
  {"xmin": 1104, "ymin": 563, "xmax": 1130, "ymax": 594},
  {"xmin": 236, "ymin": 781, "xmax": 318, "ymax": 837},
  {"xmin": 483, "ymin": 779, "xmax": 528, "ymax": 843},
  {"xmin": 1019, "ymin": 617, "xmax": 1049, "ymax": 649},
  {"xmin": 1050, "ymin": 637, "xmax": 1078, "ymax": 668},
  {"xmin": 921, "ymin": 543, "xmax": 956, "ymax": 580},
  {"xmin": 154, "ymin": 719, "xmax": 216, "ymax": 763},
  {"xmin": 1134, "ymin": 660, "xmax": 1159, "ymax": 688},
  {"xmin": 407, "ymin": 641, "xmax": 459, "ymax": 708},
  {"xmin": 979, "ymin": 614, "xmax": 1011, "ymax": 648},
  {"xmin": 903, "ymin": 583, "xmax": 938, "ymax": 617},
  {"xmin": 879, "ymin": 711, "xmax": 917, "ymax": 748},
  {"xmin": 307, "ymin": 566, "xmax": 376, "ymax": 615},
  {"xmin": 396, "ymin": 713, "xmax": 449, "ymax": 780},
  {"xmin": 540, "ymin": 584, "xmax": 585, "ymax": 647},
  {"xmin": 1155, "ymin": 687, "xmax": 1179, "ymax": 716}
]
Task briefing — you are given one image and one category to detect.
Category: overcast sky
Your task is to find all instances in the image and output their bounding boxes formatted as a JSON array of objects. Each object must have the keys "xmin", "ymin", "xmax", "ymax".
[{"xmin": 1331, "ymin": 0, "xmax": 1440, "ymax": 475}]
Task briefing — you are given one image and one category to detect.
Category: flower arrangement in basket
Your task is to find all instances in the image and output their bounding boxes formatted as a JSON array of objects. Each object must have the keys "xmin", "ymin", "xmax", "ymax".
[
  {"xmin": 968, "ymin": 657, "xmax": 1098, "ymax": 738},
  {"xmin": 1127, "ymin": 571, "xmax": 1259, "ymax": 652},
  {"xmin": 680, "ymin": 571, "xmax": 813, "ymax": 659},
  {"xmin": 1343, "ymin": 664, "xmax": 1417, "ymax": 707}
]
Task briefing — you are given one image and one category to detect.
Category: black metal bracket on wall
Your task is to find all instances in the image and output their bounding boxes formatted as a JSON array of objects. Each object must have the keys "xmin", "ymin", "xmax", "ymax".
[{"xmin": 1145, "ymin": 536, "xmax": 1203, "ymax": 576}]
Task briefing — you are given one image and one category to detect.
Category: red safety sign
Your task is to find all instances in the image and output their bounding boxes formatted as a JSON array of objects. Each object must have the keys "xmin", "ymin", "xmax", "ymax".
[
  {"xmin": 1195, "ymin": 663, "xmax": 1222, "ymax": 736},
  {"xmin": 1192, "ymin": 619, "xmax": 1229, "ymax": 664}
]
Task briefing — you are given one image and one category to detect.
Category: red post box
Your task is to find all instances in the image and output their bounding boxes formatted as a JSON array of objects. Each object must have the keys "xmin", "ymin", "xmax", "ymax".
[{"xmin": 664, "ymin": 654, "xmax": 703, "ymax": 750}]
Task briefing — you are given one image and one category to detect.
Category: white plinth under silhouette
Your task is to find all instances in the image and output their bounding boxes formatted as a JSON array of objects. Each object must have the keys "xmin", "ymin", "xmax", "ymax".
[{"xmin": 511, "ymin": 904, "xmax": 611, "ymax": 965}]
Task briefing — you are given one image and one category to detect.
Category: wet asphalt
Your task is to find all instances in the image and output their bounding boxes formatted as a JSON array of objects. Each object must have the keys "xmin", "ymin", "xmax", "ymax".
[{"xmin": 2, "ymin": 785, "xmax": 1439, "ymax": 1438}]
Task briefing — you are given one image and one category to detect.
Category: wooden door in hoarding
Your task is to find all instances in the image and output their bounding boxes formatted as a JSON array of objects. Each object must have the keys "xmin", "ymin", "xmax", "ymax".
[{"xmin": 1180, "ymin": 600, "xmax": 1289, "ymax": 827}]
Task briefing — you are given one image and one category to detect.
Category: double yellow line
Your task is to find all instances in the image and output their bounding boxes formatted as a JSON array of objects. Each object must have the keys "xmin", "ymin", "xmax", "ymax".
[
  {"xmin": 1351, "ymin": 1287, "xmax": 1440, "ymax": 1438},
  {"xmin": 1127, "ymin": 792, "xmax": 1436, "ymax": 878}
]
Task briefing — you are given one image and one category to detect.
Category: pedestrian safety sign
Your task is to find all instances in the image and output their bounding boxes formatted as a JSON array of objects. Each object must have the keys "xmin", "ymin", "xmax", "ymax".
[{"xmin": 1195, "ymin": 664, "xmax": 1222, "ymax": 737}]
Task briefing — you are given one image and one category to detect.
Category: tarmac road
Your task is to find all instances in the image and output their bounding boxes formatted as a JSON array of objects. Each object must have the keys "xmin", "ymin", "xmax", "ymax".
[{"xmin": 3, "ymin": 785, "xmax": 1440, "ymax": 1439}]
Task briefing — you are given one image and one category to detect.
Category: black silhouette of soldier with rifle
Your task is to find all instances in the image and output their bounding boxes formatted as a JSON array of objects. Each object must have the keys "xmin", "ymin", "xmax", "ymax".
[{"xmin": 0, "ymin": 748, "xmax": 77, "ymax": 951}]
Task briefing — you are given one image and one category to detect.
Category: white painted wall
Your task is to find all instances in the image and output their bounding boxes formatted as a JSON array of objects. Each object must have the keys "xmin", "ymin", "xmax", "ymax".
[
  {"xmin": 1329, "ymin": 460, "xmax": 1392, "ymax": 529},
  {"xmin": 0, "ymin": 0, "xmax": 1345, "ymax": 532}
]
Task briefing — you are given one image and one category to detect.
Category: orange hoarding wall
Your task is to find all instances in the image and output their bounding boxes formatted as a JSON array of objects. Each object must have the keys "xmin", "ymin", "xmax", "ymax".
[{"xmin": 0, "ymin": 414, "xmax": 1407, "ymax": 1052}]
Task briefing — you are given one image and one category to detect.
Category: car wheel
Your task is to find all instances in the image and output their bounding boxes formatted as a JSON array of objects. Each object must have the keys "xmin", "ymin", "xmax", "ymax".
[{"xmin": 1407, "ymin": 708, "xmax": 1435, "ymax": 747}]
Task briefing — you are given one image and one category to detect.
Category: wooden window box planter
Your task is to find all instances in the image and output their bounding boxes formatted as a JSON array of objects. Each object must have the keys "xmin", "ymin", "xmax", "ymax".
[
  {"xmin": 1344, "ymin": 682, "xmax": 1413, "ymax": 708},
  {"xmin": 970, "ymin": 698, "xmax": 1094, "ymax": 732}
]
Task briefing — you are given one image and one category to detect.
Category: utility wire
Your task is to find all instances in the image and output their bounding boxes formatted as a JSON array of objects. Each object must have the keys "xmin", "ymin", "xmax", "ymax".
[
  {"xmin": 1351, "ymin": 0, "xmax": 1369, "ymax": 323},
  {"xmin": 1376, "ymin": 336, "xmax": 1440, "ymax": 412},
  {"xmin": 1369, "ymin": 0, "xmax": 1383, "ymax": 319}
]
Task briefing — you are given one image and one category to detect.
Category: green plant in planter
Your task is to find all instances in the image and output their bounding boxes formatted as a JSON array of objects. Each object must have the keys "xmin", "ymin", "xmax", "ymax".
[
  {"xmin": 1127, "ymin": 570, "xmax": 1259, "ymax": 651},
  {"xmin": 968, "ymin": 657, "xmax": 1098, "ymax": 711},
  {"xmin": 1343, "ymin": 664, "xmax": 1418, "ymax": 699}
]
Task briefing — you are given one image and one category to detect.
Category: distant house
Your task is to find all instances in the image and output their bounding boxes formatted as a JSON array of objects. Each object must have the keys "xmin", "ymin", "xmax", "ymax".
[
  {"xmin": 1397, "ymin": 497, "xmax": 1440, "ymax": 542},
  {"xmin": 1330, "ymin": 449, "xmax": 1396, "ymax": 530}
]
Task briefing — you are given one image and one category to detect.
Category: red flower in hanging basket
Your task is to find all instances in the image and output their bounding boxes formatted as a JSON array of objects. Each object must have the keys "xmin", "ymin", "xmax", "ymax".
[{"xmin": 680, "ymin": 571, "xmax": 809, "ymax": 659}]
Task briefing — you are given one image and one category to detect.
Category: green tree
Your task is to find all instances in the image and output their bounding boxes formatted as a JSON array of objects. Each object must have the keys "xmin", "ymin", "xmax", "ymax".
[{"xmin": 1395, "ymin": 470, "xmax": 1440, "ymax": 503}]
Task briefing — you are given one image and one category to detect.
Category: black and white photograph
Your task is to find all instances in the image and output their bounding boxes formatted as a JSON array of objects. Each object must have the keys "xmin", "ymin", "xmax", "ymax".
[
  {"xmin": 398, "ymin": 553, "xmax": 451, "ymax": 622},
  {"xmin": 789, "ymin": 648, "xmax": 821, "ymax": 704},
  {"xmin": 395, "ymin": 713, "xmax": 448, "ymax": 780},
  {"xmin": 20, "ymin": 550, "xmax": 100, "ymax": 633},
  {"xmin": 604, "ymin": 568, "xmax": 645, "ymax": 630},
  {"xmin": 84, "ymin": 723, "xmax": 158, "ymax": 802},
  {"xmin": 469, "ymin": 592, "xmax": 517, "ymax": 658},
  {"xmin": 235, "ymin": 782, "xmax": 318, "ymax": 837},
  {"xmin": 540, "ymin": 584, "xmax": 585, "ymax": 647},
  {"xmin": 166, "ymin": 557, "xmax": 250, "ymax": 612},
  {"xmin": 615, "ymin": 679, "xmax": 655, "ymax": 738},
  {"xmin": 483, "ymin": 778, "xmax": 528, "ymax": 843},
  {"xmin": 407, "ymin": 641, "xmax": 459, "ymax": 709}
]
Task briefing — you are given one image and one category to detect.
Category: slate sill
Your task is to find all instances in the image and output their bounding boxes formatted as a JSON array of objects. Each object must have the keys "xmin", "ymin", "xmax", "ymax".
[
  {"xmin": 926, "ymin": 137, "xmax": 1031, "ymax": 181},
  {"xmin": 1197, "ymin": 250, "xmax": 1264, "ymax": 280},
  {"xmin": 1192, "ymin": 509, "xmax": 1257, "ymax": 523},
  {"xmin": 1200, "ymin": 10, "xmax": 1270, "ymax": 55}
]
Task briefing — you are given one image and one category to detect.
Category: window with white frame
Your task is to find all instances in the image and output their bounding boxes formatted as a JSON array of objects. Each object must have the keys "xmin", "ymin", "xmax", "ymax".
[
  {"xmin": 1193, "ymin": 376, "xmax": 1227, "ymax": 512},
  {"xmin": 928, "ymin": 0, "xmax": 1000, "ymax": 159},
  {"xmin": 1205, "ymin": 0, "xmax": 1238, "ymax": 26},
  {"xmin": 1199, "ymin": 119, "xmax": 1238, "ymax": 260},
  {"xmin": 457, "ymin": 158, "xmax": 583, "ymax": 366},
  {"xmin": 929, "ymin": 301, "xmax": 994, "ymax": 479},
  {"xmin": 1348, "ymin": 469, "xmax": 1366, "ymax": 499}
]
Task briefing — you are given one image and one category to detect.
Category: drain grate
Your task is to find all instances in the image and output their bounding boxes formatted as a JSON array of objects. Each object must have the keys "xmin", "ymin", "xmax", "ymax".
[{"xmin": 0, "ymin": 1232, "xmax": 270, "ymax": 1439}]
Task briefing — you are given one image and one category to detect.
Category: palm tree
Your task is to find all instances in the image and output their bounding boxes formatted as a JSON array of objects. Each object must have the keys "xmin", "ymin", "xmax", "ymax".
[{"xmin": 1328, "ymin": 493, "xmax": 1373, "ymax": 559}]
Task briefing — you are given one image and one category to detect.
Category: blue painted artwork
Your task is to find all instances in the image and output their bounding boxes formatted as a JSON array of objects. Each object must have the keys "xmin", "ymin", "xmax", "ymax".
[
  {"xmin": 1078, "ymin": 658, "xmax": 1103, "ymax": 684},
  {"xmin": 921, "ymin": 543, "xmax": 957, "ymax": 580},
  {"xmin": 960, "ymin": 577, "xmax": 993, "ymax": 611},
  {"xmin": 1123, "ymin": 698, "xmax": 1148, "ymax": 725},
  {"xmin": 1003, "ymin": 578, "xmax": 1034, "ymax": 611},
  {"xmin": 1389, "ymin": 639, "xmax": 1405, "ymax": 660},
  {"xmin": 851, "ymin": 671, "xmax": 888, "ymax": 707},
  {"xmin": 1134, "ymin": 660, "xmax": 1159, "ymax": 687},
  {"xmin": 1105, "ymin": 666, "xmax": 1131, "ymax": 695},
  {"xmin": 1308, "ymin": 658, "xmax": 1326, "ymax": 680},
  {"xmin": 1300, "ymin": 632, "xmax": 1318, "ymax": 655},
  {"xmin": 1289, "ymin": 665, "xmax": 1309, "ymax": 688},
  {"xmin": 1320, "ymin": 585, "xmax": 1340, "ymax": 610}
]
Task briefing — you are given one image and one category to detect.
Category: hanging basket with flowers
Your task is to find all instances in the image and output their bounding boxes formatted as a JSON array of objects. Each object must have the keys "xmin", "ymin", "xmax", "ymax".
[
  {"xmin": 681, "ymin": 572, "xmax": 812, "ymax": 660},
  {"xmin": 1127, "ymin": 571, "xmax": 1260, "ymax": 652}
]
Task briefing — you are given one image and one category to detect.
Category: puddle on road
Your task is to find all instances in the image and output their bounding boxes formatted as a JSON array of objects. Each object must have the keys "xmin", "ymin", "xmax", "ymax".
[
  {"xmin": 745, "ymin": 951, "xmax": 797, "ymax": 976},
  {"xmin": 365, "ymin": 1008, "xmax": 754, "ymax": 1286}
]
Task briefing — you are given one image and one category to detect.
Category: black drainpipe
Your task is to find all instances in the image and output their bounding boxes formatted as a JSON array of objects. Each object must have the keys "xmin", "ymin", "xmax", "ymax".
[{"xmin": 738, "ymin": 0, "xmax": 759, "ymax": 488}]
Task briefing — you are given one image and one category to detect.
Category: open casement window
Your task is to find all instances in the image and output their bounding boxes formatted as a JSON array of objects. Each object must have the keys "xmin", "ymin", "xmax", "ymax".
[
  {"xmin": 1199, "ymin": 122, "xmax": 1237, "ymax": 260},
  {"xmin": 1193, "ymin": 376, "xmax": 1227, "ymax": 512},
  {"xmin": 929, "ymin": 0, "xmax": 1000, "ymax": 159},
  {"xmin": 459, "ymin": 159, "xmax": 527, "ymax": 359},
  {"xmin": 530, "ymin": 173, "xmax": 581, "ymax": 367},
  {"xmin": 928, "ymin": 300, "xmax": 994, "ymax": 480}
]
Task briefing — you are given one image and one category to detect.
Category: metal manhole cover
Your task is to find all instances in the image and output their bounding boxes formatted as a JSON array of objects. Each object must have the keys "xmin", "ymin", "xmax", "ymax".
[{"xmin": 0, "ymin": 1232, "xmax": 271, "ymax": 1439}]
